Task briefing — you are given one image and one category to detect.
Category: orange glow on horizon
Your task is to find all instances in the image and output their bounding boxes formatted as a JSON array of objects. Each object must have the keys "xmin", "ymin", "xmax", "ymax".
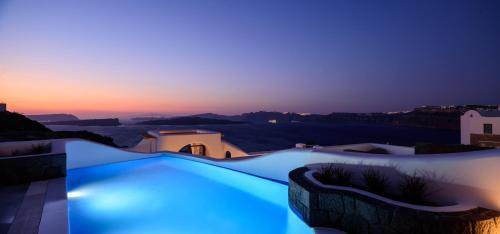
[{"xmin": 0, "ymin": 69, "xmax": 237, "ymax": 116}]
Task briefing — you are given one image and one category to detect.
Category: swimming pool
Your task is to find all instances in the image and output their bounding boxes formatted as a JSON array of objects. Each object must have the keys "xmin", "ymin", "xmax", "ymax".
[{"xmin": 67, "ymin": 156, "xmax": 313, "ymax": 234}]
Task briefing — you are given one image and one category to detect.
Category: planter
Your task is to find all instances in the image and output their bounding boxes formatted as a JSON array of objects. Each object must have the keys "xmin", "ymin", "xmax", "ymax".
[{"xmin": 289, "ymin": 167, "xmax": 500, "ymax": 234}]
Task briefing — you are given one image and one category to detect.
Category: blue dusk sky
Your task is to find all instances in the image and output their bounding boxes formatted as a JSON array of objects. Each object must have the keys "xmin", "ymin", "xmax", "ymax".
[{"xmin": 0, "ymin": 0, "xmax": 499, "ymax": 117}]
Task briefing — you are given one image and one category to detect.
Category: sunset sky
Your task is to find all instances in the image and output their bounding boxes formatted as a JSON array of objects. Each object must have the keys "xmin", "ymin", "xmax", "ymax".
[{"xmin": 1, "ymin": 0, "xmax": 499, "ymax": 118}]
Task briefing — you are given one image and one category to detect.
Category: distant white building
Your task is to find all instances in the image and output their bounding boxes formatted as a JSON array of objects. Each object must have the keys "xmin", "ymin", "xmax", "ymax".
[
  {"xmin": 461, "ymin": 110, "xmax": 500, "ymax": 147},
  {"xmin": 129, "ymin": 130, "xmax": 249, "ymax": 159},
  {"xmin": 0, "ymin": 103, "xmax": 6, "ymax": 112}
]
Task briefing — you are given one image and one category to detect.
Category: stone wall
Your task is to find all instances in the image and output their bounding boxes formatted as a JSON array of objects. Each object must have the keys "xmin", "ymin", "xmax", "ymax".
[
  {"xmin": 0, "ymin": 153, "xmax": 66, "ymax": 185},
  {"xmin": 289, "ymin": 167, "xmax": 500, "ymax": 234}
]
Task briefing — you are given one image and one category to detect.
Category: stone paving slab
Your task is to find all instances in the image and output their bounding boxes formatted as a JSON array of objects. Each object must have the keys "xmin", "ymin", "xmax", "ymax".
[
  {"xmin": 7, "ymin": 181, "xmax": 48, "ymax": 234},
  {"xmin": 38, "ymin": 178, "xmax": 67, "ymax": 234},
  {"xmin": 0, "ymin": 184, "xmax": 29, "ymax": 234},
  {"xmin": 3, "ymin": 178, "xmax": 68, "ymax": 234}
]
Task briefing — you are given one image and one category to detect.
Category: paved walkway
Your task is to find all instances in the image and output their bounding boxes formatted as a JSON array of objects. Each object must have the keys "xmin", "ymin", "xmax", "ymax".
[
  {"xmin": 0, "ymin": 178, "xmax": 67, "ymax": 234},
  {"xmin": 0, "ymin": 184, "xmax": 28, "ymax": 233}
]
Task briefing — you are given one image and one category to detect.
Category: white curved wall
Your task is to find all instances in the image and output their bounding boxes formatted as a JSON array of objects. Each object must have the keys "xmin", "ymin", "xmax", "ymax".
[
  {"xmin": 66, "ymin": 140, "xmax": 161, "ymax": 169},
  {"xmin": 165, "ymin": 148, "xmax": 500, "ymax": 211},
  {"xmin": 128, "ymin": 131, "xmax": 249, "ymax": 158},
  {"xmin": 154, "ymin": 133, "xmax": 225, "ymax": 158},
  {"xmin": 127, "ymin": 138, "xmax": 156, "ymax": 153},
  {"xmin": 221, "ymin": 140, "xmax": 248, "ymax": 158},
  {"xmin": 64, "ymin": 140, "xmax": 500, "ymax": 211}
]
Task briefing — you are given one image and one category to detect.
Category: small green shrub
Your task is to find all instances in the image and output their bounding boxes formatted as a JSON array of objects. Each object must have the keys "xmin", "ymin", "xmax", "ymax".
[
  {"xmin": 362, "ymin": 168, "xmax": 389, "ymax": 195},
  {"xmin": 315, "ymin": 165, "xmax": 352, "ymax": 186},
  {"xmin": 399, "ymin": 173, "xmax": 429, "ymax": 204},
  {"xmin": 330, "ymin": 167, "xmax": 352, "ymax": 186},
  {"xmin": 315, "ymin": 165, "xmax": 335, "ymax": 183},
  {"xmin": 312, "ymin": 164, "xmax": 439, "ymax": 206}
]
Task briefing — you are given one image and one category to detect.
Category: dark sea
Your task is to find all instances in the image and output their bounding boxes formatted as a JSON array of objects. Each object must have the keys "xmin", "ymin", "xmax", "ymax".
[{"xmin": 48, "ymin": 123, "xmax": 459, "ymax": 153}]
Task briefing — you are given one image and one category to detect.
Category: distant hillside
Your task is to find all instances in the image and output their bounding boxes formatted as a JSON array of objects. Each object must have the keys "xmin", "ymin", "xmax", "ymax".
[
  {"xmin": 131, "ymin": 117, "xmax": 163, "ymax": 122},
  {"xmin": 137, "ymin": 116, "xmax": 243, "ymax": 125},
  {"xmin": 240, "ymin": 111, "xmax": 461, "ymax": 129},
  {"xmin": 27, "ymin": 114, "xmax": 79, "ymax": 122},
  {"xmin": 130, "ymin": 104, "xmax": 494, "ymax": 129},
  {"xmin": 46, "ymin": 118, "xmax": 121, "ymax": 126},
  {"xmin": 181, "ymin": 109, "xmax": 462, "ymax": 130},
  {"xmin": 0, "ymin": 111, "xmax": 116, "ymax": 146},
  {"xmin": 240, "ymin": 111, "xmax": 306, "ymax": 123},
  {"xmin": 191, "ymin": 113, "xmax": 243, "ymax": 121},
  {"xmin": 1, "ymin": 112, "xmax": 51, "ymax": 132},
  {"xmin": 293, "ymin": 111, "xmax": 461, "ymax": 129}
]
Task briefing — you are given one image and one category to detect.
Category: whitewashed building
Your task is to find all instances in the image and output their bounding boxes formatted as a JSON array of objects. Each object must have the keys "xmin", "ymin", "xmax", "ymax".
[
  {"xmin": 461, "ymin": 110, "xmax": 500, "ymax": 147},
  {"xmin": 129, "ymin": 130, "xmax": 249, "ymax": 159}
]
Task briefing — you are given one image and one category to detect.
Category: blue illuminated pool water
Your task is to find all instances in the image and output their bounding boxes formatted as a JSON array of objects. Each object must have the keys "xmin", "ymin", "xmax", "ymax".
[{"xmin": 67, "ymin": 156, "xmax": 313, "ymax": 234}]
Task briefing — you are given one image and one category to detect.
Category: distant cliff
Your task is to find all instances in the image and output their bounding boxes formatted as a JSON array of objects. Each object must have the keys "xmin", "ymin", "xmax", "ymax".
[
  {"xmin": 27, "ymin": 114, "xmax": 79, "ymax": 123},
  {"xmin": 234, "ymin": 111, "xmax": 461, "ymax": 129},
  {"xmin": 0, "ymin": 111, "xmax": 117, "ymax": 146},
  {"xmin": 46, "ymin": 118, "xmax": 121, "ymax": 126},
  {"xmin": 137, "ymin": 116, "xmax": 243, "ymax": 125},
  {"xmin": 181, "ymin": 110, "xmax": 461, "ymax": 130},
  {"xmin": 128, "ymin": 104, "xmax": 496, "ymax": 129},
  {"xmin": 191, "ymin": 113, "xmax": 243, "ymax": 121}
]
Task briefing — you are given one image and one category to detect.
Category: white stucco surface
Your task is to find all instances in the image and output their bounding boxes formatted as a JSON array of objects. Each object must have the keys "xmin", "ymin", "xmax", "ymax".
[
  {"xmin": 128, "ymin": 129, "xmax": 248, "ymax": 158},
  {"xmin": 221, "ymin": 140, "xmax": 248, "ymax": 158},
  {"xmin": 175, "ymin": 148, "xmax": 500, "ymax": 211},
  {"xmin": 64, "ymin": 140, "xmax": 500, "ymax": 211},
  {"xmin": 66, "ymin": 140, "xmax": 161, "ymax": 169}
]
